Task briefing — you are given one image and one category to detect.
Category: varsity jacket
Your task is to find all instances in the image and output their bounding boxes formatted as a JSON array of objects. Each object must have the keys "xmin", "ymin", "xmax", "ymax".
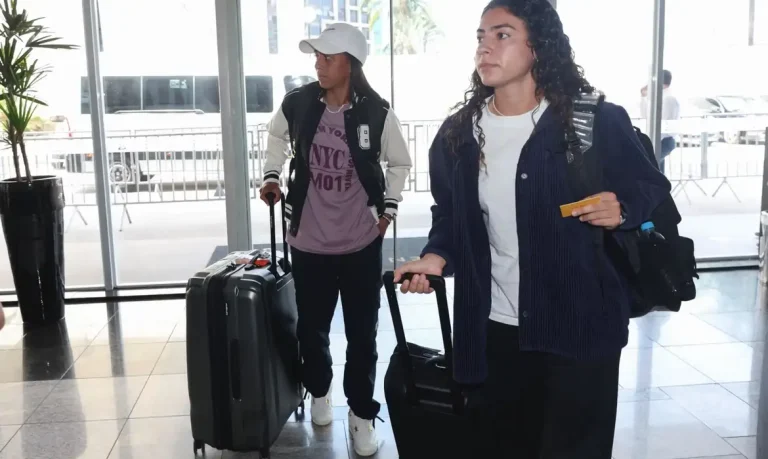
[{"xmin": 262, "ymin": 82, "xmax": 412, "ymax": 236}]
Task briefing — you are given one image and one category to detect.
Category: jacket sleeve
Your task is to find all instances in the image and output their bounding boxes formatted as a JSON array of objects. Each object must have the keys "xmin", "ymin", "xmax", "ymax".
[
  {"xmin": 599, "ymin": 103, "xmax": 672, "ymax": 230},
  {"xmin": 380, "ymin": 109, "xmax": 412, "ymax": 219},
  {"xmin": 419, "ymin": 123, "xmax": 456, "ymax": 276},
  {"xmin": 262, "ymin": 105, "xmax": 291, "ymax": 185}
]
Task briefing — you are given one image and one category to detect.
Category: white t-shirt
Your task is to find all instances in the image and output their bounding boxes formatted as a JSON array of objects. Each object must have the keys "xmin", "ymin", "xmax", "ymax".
[
  {"xmin": 640, "ymin": 88, "xmax": 680, "ymax": 139},
  {"xmin": 476, "ymin": 98, "xmax": 548, "ymax": 326}
]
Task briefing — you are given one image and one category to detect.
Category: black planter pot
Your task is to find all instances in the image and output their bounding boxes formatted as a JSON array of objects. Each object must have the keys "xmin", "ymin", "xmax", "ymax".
[{"xmin": 0, "ymin": 175, "xmax": 66, "ymax": 325}]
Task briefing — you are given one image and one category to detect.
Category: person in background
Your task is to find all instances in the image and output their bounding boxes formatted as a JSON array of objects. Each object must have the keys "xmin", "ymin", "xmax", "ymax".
[
  {"xmin": 0, "ymin": 304, "xmax": 4, "ymax": 331},
  {"xmin": 641, "ymin": 69, "xmax": 681, "ymax": 173},
  {"xmin": 393, "ymin": 0, "xmax": 670, "ymax": 457},
  {"xmin": 259, "ymin": 23, "xmax": 412, "ymax": 457}
]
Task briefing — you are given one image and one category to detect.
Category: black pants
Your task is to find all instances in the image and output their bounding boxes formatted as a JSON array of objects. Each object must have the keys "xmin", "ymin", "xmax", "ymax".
[
  {"xmin": 472, "ymin": 320, "xmax": 620, "ymax": 458},
  {"xmin": 290, "ymin": 237, "xmax": 383, "ymax": 420},
  {"xmin": 659, "ymin": 136, "xmax": 676, "ymax": 173}
]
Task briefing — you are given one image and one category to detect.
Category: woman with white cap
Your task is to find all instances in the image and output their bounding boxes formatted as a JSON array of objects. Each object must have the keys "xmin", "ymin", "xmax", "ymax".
[{"xmin": 260, "ymin": 23, "xmax": 411, "ymax": 456}]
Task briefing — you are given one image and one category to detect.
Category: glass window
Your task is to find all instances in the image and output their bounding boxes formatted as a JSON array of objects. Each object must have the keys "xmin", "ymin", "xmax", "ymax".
[
  {"xmin": 245, "ymin": 76, "xmax": 274, "ymax": 113},
  {"xmin": 3, "ymin": 0, "xmax": 105, "ymax": 289},
  {"xmin": 103, "ymin": 76, "xmax": 142, "ymax": 114},
  {"xmin": 662, "ymin": 0, "xmax": 767, "ymax": 259},
  {"xmin": 363, "ymin": 27, "xmax": 370, "ymax": 39},
  {"xmin": 194, "ymin": 76, "xmax": 220, "ymax": 113},
  {"xmin": 557, "ymin": 1, "xmax": 654, "ymax": 116},
  {"xmin": 96, "ymin": 0, "xmax": 226, "ymax": 286},
  {"xmin": 362, "ymin": 11, "xmax": 368, "ymax": 23},
  {"xmin": 142, "ymin": 76, "xmax": 194, "ymax": 111},
  {"xmin": 350, "ymin": 9, "xmax": 358, "ymax": 22},
  {"xmin": 757, "ymin": 0, "xmax": 768, "ymax": 44},
  {"xmin": 267, "ymin": 0, "xmax": 278, "ymax": 54},
  {"xmin": 350, "ymin": 0, "xmax": 357, "ymax": 5},
  {"xmin": 284, "ymin": 75, "xmax": 316, "ymax": 92},
  {"xmin": 718, "ymin": 96, "xmax": 751, "ymax": 113},
  {"xmin": 80, "ymin": 77, "xmax": 90, "ymax": 114},
  {"xmin": 80, "ymin": 77, "xmax": 143, "ymax": 115},
  {"xmin": 684, "ymin": 97, "xmax": 723, "ymax": 115}
]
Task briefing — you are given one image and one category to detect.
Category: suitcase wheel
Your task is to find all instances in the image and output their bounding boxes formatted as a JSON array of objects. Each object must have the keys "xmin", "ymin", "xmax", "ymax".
[
  {"xmin": 193, "ymin": 440, "xmax": 205, "ymax": 455},
  {"xmin": 260, "ymin": 447, "xmax": 270, "ymax": 458},
  {"xmin": 294, "ymin": 399, "xmax": 306, "ymax": 420}
]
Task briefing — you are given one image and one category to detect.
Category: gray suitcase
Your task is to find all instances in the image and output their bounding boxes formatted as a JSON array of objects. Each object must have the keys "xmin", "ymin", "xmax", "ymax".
[{"xmin": 186, "ymin": 194, "xmax": 303, "ymax": 458}]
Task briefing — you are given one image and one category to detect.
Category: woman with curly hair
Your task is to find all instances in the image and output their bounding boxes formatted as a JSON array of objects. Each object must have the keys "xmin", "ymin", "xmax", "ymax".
[{"xmin": 393, "ymin": 0, "xmax": 671, "ymax": 457}]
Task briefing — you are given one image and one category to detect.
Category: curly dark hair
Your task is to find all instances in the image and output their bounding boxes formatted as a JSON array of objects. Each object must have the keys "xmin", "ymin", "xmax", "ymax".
[{"xmin": 447, "ymin": 0, "xmax": 594, "ymax": 161}]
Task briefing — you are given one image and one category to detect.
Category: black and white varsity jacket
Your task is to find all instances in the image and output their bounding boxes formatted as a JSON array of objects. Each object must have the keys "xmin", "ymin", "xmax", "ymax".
[{"xmin": 262, "ymin": 82, "xmax": 412, "ymax": 237}]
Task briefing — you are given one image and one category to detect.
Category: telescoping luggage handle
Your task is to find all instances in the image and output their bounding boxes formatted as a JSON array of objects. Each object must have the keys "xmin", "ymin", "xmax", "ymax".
[
  {"xmin": 266, "ymin": 192, "xmax": 291, "ymax": 277},
  {"xmin": 382, "ymin": 271, "xmax": 464, "ymax": 415}
]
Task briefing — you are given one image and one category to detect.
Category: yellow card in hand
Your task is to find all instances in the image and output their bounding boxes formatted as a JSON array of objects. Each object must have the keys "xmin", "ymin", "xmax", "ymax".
[{"xmin": 560, "ymin": 196, "xmax": 601, "ymax": 218}]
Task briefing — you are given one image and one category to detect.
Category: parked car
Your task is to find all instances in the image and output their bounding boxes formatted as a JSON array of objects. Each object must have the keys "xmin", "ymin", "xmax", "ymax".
[
  {"xmin": 673, "ymin": 97, "xmax": 723, "ymax": 146},
  {"xmin": 710, "ymin": 95, "xmax": 768, "ymax": 144}
]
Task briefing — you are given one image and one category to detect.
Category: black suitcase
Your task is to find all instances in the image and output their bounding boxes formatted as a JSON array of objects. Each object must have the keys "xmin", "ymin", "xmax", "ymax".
[
  {"xmin": 186, "ymin": 194, "xmax": 303, "ymax": 458},
  {"xmin": 382, "ymin": 272, "xmax": 475, "ymax": 458}
]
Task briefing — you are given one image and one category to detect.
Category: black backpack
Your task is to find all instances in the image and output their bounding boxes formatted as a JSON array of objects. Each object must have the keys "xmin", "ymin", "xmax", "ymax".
[{"xmin": 567, "ymin": 94, "xmax": 698, "ymax": 318}]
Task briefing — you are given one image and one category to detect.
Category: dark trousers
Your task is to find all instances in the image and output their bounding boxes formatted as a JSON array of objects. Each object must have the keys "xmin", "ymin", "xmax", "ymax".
[
  {"xmin": 290, "ymin": 236, "xmax": 383, "ymax": 420},
  {"xmin": 658, "ymin": 136, "xmax": 676, "ymax": 173},
  {"xmin": 472, "ymin": 320, "xmax": 621, "ymax": 458}
]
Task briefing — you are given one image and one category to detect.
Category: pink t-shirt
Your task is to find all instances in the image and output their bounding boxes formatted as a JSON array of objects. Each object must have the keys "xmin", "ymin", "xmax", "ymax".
[{"xmin": 287, "ymin": 106, "xmax": 380, "ymax": 255}]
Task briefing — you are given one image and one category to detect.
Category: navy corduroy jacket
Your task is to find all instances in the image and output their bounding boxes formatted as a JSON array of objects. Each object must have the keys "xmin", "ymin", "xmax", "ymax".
[{"xmin": 421, "ymin": 101, "xmax": 672, "ymax": 385}]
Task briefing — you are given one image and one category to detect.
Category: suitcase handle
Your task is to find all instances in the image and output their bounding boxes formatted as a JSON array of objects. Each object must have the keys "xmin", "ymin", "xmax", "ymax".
[
  {"xmin": 266, "ymin": 192, "xmax": 291, "ymax": 276},
  {"xmin": 383, "ymin": 272, "xmax": 453, "ymax": 361},
  {"xmin": 383, "ymin": 271, "xmax": 463, "ymax": 414}
]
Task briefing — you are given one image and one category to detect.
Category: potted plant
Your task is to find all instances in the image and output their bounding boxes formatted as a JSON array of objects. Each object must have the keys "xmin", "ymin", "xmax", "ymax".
[{"xmin": 0, "ymin": 0, "xmax": 76, "ymax": 325}]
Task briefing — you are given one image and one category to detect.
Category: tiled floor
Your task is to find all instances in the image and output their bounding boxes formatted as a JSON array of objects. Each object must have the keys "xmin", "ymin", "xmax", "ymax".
[{"xmin": 0, "ymin": 270, "xmax": 766, "ymax": 458}]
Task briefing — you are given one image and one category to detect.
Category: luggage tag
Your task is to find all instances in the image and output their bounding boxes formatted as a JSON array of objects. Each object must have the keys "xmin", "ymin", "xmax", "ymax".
[
  {"xmin": 246, "ymin": 258, "xmax": 270, "ymax": 270},
  {"xmin": 234, "ymin": 251, "xmax": 271, "ymax": 270}
]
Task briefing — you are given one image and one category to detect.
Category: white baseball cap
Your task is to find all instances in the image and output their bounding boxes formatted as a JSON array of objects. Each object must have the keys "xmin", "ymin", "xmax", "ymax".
[{"xmin": 299, "ymin": 23, "xmax": 368, "ymax": 65}]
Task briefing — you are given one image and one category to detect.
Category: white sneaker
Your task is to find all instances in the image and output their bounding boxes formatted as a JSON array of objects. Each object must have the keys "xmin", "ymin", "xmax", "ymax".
[
  {"xmin": 310, "ymin": 385, "xmax": 333, "ymax": 427},
  {"xmin": 348, "ymin": 410, "xmax": 379, "ymax": 457}
]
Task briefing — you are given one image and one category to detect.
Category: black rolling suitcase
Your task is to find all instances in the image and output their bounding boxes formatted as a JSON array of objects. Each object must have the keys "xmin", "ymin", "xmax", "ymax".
[
  {"xmin": 382, "ymin": 272, "xmax": 476, "ymax": 458},
  {"xmin": 186, "ymin": 194, "xmax": 304, "ymax": 458}
]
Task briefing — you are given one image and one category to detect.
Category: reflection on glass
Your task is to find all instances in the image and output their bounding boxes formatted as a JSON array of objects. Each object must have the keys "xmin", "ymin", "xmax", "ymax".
[
  {"xmin": 660, "ymin": 1, "xmax": 768, "ymax": 259},
  {"xmin": 381, "ymin": 0, "xmax": 484, "ymax": 267},
  {"xmin": 87, "ymin": 0, "xmax": 227, "ymax": 284},
  {"xmin": 0, "ymin": 0, "xmax": 104, "ymax": 289},
  {"xmin": 81, "ymin": 76, "xmax": 143, "ymax": 115},
  {"xmin": 193, "ymin": 76, "xmax": 221, "ymax": 114},
  {"xmin": 245, "ymin": 76, "xmax": 276, "ymax": 113},
  {"xmin": 284, "ymin": 75, "xmax": 318, "ymax": 92},
  {"xmin": 142, "ymin": 76, "xmax": 194, "ymax": 111}
]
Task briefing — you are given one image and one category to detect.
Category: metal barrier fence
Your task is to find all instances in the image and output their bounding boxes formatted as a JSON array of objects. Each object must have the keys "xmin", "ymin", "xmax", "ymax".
[
  {"xmin": 656, "ymin": 121, "xmax": 766, "ymax": 203},
  {"xmin": 1, "ymin": 115, "xmax": 765, "ymax": 218}
]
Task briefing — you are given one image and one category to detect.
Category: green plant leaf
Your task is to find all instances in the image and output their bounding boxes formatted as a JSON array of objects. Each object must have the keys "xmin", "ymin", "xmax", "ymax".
[
  {"xmin": 15, "ymin": 93, "xmax": 46, "ymax": 106},
  {"xmin": 0, "ymin": 0, "xmax": 75, "ymax": 179}
]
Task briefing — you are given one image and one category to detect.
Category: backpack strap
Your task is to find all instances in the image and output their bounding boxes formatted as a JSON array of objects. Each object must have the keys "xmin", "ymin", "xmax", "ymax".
[
  {"xmin": 567, "ymin": 93, "xmax": 607, "ymax": 278},
  {"xmin": 632, "ymin": 126, "xmax": 661, "ymax": 171},
  {"xmin": 566, "ymin": 93, "xmax": 605, "ymax": 199}
]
